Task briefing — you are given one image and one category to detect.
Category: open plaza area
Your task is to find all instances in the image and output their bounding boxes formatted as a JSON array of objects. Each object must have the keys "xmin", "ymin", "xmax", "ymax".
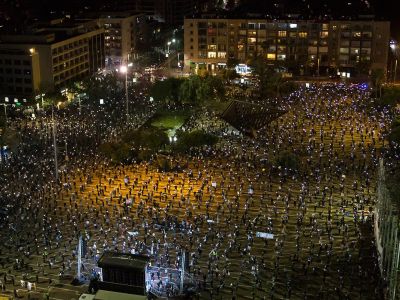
[{"xmin": 0, "ymin": 81, "xmax": 395, "ymax": 300}]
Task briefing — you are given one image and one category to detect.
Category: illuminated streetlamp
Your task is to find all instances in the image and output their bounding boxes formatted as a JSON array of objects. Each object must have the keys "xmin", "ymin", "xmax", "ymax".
[
  {"xmin": 120, "ymin": 65, "xmax": 129, "ymax": 122},
  {"xmin": 51, "ymin": 105, "xmax": 59, "ymax": 181},
  {"xmin": 166, "ymin": 39, "xmax": 176, "ymax": 69},
  {"xmin": 390, "ymin": 40, "xmax": 398, "ymax": 83}
]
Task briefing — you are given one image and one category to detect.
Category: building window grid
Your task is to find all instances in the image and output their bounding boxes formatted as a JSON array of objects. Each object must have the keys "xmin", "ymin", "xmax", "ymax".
[{"xmin": 189, "ymin": 19, "xmax": 382, "ymax": 73}]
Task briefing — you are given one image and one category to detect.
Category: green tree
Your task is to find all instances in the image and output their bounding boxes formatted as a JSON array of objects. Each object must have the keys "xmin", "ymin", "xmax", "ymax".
[
  {"xmin": 150, "ymin": 78, "xmax": 183, "ymax": 105},
  {"xmin": 179, "ymin": 75, "xmax": 202, "ymax": 104},
  {"xmin": 174, "ymin": 130, "xmax": 218, "ymax": 152},
  {"xmin": 250, "ymin": 55, "xmax": 287, "ymax": 98},
  {"xmin": 226, "ymin": 57, "xmax": 240, "ymax": 69},
  {"xmin": 219, "ymin": 68, "xmax": 239, "ymax": 83},
  {"xmin": 123, "ymin": 126, "xmax": 169, "ymax": 151},
  {"xmin": 99, "ymin": 142, "xmax": 132, "ymax": 164},
  {"xmin": 179, "ymin": 75, "xmax": 225, "ymax": 104}
]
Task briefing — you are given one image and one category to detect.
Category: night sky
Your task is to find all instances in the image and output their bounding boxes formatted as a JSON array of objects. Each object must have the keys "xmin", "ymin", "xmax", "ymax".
[{"xmin": 0, "ymin": 0, "xmax": 398, "ymax": 37}]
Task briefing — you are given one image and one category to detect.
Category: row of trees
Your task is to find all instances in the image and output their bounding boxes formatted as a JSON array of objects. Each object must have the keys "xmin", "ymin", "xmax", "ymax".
[
  {"xmin": 150, "ymin": 75, "xmax": 225, "ymax": 106},
  {"xmin": 99, "ymin": 126, "xmax": 219, "ymax": 164},
  {"xmin": 249, "ymin": 56, "xmax": 298, "ymax": 98}
]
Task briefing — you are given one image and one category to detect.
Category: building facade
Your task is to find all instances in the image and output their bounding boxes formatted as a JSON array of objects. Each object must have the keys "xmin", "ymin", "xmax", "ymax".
[
  {"xmin": 97, "ymin": 12, "xmax": 147, "ymax": 67},
  {"xmin": 0, "ymin": 48, "xmax": 41, "ymax": 103},
  {"xmin": 0, "ymin": 20, "xmax": 105, "ymax": 102},
  {"xmin": 183, "ymin": 17, "xmax": 390, "ymax": 77}
]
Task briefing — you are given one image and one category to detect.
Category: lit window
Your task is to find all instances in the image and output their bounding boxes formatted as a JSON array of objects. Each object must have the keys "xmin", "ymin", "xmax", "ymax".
[
  {"xmin": 208, "ymin": 52, "xmax": 217, "ymax": 58},
  {"xmin": 278, "ymin": 31, "xmax": 287, "ymax": 37},
  {"xmin": 277, "ymin": 54, "xmax": 286, "ymax": 60},
  {"xmin": 299, "ymin": 32, "xmax": 308, "ymax": 38},
  {"xmin": 217, "ymin": 52, "xmax": 226, "ymax": 58},
  {"xmin": 267, "ymin": 53, "xmax": 276, "ymax": 60},
  {"xmin": 320, "ymin": 31, "xmax": 329, "ymax": 38},
  {"xmin": 248, "ymin": 37, "xmax": 257, "ymax": 43},
  {"xmin": 289, "ymin": 24, "xmax": 297, "ymax": 29}
]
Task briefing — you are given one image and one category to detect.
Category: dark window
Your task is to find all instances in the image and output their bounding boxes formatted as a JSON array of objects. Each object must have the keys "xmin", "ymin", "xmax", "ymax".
[
  {"xmin": 14, "ymin": 60, "xmax": 21, "ymax": 65},
  {"xmin": 23, "ymin": 60, "xmax": 30, "ymax": 66}
]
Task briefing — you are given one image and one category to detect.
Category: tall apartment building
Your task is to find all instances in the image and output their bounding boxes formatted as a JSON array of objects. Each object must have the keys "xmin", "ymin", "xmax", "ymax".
[
  {"xmin": 183, "ymin": 17, "xmax": 390, "ymax": 77},
  {"xmin": 97, "ymin": 12, "xmax": 147, "ymax": 67},
  {"xmin": 131, "ymin": 0, "xmax": 196, "ymax": 25},
  {"xmin": 0, "ymin": 19, "xmax": 105, "ymax": 102}
]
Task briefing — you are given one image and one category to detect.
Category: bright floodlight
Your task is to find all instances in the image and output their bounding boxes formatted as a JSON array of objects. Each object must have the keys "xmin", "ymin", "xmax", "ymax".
[
  {"xmin": 120, "ymin": 65, "xmax": 127, "ymax": 73},
  {"xmin": 172, "ymin": 38, "xmax": 176, "ymax": 43},
  {"xmin": 390, "ymin": 40, "xmax": 397, "ymax": 50}
]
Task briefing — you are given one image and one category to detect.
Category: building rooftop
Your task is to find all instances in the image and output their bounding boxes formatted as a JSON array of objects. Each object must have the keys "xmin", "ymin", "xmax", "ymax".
[
  {"xmin": 97, "ymin": 252, "xmax": 150, "ymax": 270},
  {"xmin": 184, "ymin": 13, "xmax": 387, "ymax": 21}
]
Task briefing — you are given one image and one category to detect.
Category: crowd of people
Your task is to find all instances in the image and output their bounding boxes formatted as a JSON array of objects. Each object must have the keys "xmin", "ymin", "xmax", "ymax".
[{"xmin": 0, "ymin": 82, "xmax": 396, "ymax": 299}]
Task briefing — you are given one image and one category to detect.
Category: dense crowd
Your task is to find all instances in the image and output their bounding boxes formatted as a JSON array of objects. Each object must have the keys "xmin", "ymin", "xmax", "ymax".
[{"xmin": 0, "ymin": 82, "xmax": 396, "ymax": 299}]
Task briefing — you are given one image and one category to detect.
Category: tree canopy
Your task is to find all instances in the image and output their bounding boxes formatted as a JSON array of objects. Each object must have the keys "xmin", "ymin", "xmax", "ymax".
[{"xmin": 174, "ymin": 130, "xmax": 218, "ymax": 152}]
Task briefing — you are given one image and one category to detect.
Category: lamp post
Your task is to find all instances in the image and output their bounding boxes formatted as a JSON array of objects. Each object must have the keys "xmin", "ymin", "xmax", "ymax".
[
  {"xmin": 166, "ymin": 39, "xmax": 176, "ymax": 69},
  {"xmin": 120, "ymin": 65, "xmax": 129, "ymax": 123},
  {"xmin": 41, "ymin": 93, "xmax": 45, "ymax": 108},
  {"xmin": 78, "ymin": 94, "xmax": 81, "ymax": 115},
  {"xmin": 390, "ymin": 40, "xmax": 398, "ymax": 83},
  {"xmin": 0, "ymin": 103, "xmax": 9, "ymax": 125},
  {"xmin": 51, "ymin": 105, "xmax": 59, "ymax": 181}
]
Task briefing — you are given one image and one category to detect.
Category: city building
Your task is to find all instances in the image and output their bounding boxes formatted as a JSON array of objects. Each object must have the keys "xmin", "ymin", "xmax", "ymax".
[
  {"xmin": 130, "ymin": 0, "xmax": 197, "ymax": 25},
  {"xmin": 183, "ymin": 17, "xmax": 390, "ymax": 77},
  {"xmin": 0, "ymin": 19, "xmax": 105, "ymax": 103},
  {"xmin": 0, "ymin": 48, "xmax": 41, "ymax": 104},
  {"xmin": 97, "ymin": 12, "xmax": 147, "ymax": 67}
]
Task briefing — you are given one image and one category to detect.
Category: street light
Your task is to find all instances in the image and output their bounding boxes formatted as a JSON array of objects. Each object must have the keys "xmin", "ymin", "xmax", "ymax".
[
  {"xmin": 120, "ymin": 65, "xmax": 129, "ymax": 123},
  {"xmin": 166, "ymin": 39, "xmax": 176, "ymax": 69},
  {"xmin": 390, "ymin": 40, "xmax": 398, "ymax": 83},
  {"xmin": 51, "ymin": 105, "xmax": 59, "ymax": 181},
  {"xmin": 0, "ymin": 102, "xmax": 10, "ymax": 125}
]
